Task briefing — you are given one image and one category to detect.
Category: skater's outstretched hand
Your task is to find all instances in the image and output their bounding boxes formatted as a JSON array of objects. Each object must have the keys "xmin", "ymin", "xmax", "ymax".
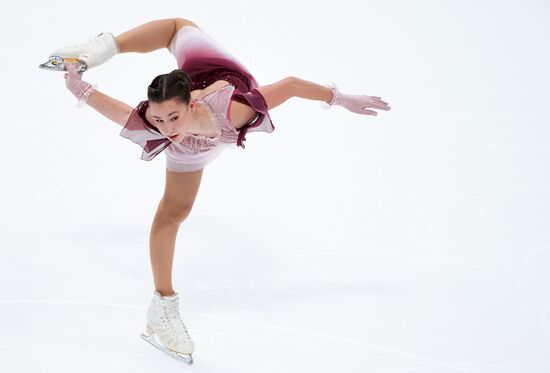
[
  {"xmin": 63, "ymin": 62, "xmax": 96, "ymax": 105},
  {"xmin": 340, "ymin": 93, "xmax": 391, "ymax": 116},
  {"xmin": 323, "ymin": 83, "xmax": 391, "ymax": 116}
]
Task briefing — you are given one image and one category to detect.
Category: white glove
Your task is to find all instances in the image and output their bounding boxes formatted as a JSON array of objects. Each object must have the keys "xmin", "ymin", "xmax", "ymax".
[
  {"xmin": 63, "ymin": 62, "xmax": 97, "ymax": 107},
  {"xmin": 321, "ymin": 82, "xmax": 391, "ymax": 116}
]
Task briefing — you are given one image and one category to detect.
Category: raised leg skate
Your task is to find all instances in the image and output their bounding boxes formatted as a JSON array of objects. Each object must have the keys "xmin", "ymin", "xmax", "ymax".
[
  {"xmin": 39, "ymin": 56, "xmax": 88, "ymax": 72},
  {"xmin": 39, "ymin": 32, "xmax": 119, "ymax": 72},
  {"xmin": 140, "ymin": 290, "xmax": 195, "ymax": 365}
]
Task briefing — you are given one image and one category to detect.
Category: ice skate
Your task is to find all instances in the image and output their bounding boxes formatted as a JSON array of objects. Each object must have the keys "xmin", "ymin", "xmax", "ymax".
[
  {"xmin": 39, "ymin": 32, "xmax": 119, "ymax": 72},
  {"xmin": 140, "ymin": 290, "xmax": 195, "ymax": 365}
]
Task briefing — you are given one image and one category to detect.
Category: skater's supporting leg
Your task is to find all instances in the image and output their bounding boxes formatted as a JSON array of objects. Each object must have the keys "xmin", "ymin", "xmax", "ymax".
[
  {"xmin": 149, "ymin": 215, "xmax": 179, "ymax": 297},
  {"xmin": 116, "ymin": 18, "xmax": 198, "ymax": 53},
  {"xmin": 149, "ymin": 168, "xmax": 204, "ymax": 296}
]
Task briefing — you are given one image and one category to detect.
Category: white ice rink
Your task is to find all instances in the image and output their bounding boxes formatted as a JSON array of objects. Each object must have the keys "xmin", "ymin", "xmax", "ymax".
[{"xmin": 1, "ymin": 0, "xmax": 550, "ymax": 371}]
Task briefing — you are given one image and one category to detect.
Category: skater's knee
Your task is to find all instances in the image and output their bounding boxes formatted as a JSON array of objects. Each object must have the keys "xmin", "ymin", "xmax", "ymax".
[
  {"xmin": 174, "ymin": 18, "xmax": 200, "ymax": 32},
  {"xmin": 156, "ymin": 200, "xmax": 194, "ymax": 224},
  {"xmin": 167, "ymin": 18, "xmax": 200, "ymax": 49},
  {"xmin": 158, "ymin": 168, "xmax": 203, "ymax": 222}
]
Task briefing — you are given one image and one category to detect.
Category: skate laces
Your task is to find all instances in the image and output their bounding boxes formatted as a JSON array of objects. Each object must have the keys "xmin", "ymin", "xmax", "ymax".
[
  {"xmin": 164, "ymin": 300, "xmax": 192, "ymax": 341},
  {"xmin": 89, "ymin": 33, "xmax": 106, "ymax": 46}
]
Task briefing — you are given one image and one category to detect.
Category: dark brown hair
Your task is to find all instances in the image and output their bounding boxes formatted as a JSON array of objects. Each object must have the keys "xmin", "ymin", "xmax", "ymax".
[{"xmin": 147, "ymin": 69, "xmax": 192, "ymax": 104}]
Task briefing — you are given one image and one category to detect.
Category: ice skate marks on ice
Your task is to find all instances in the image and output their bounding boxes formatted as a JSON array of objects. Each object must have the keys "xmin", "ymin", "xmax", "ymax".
[
  {"xmin": 140, "ymin": 327, "xmax": 194, "ymax": 365},
  {"xmin": 39, "ymin": 56, "xmax": 87, "ymax": 72}
]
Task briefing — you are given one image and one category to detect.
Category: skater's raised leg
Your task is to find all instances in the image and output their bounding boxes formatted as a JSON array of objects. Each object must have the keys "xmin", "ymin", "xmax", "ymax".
[
  {"xmin": 116, "ymin": 18, "xmax": 199, "ymax": 53},
  {"xmin": 42, "ymin": 18, "xmax": 198, "ymax": 71}
]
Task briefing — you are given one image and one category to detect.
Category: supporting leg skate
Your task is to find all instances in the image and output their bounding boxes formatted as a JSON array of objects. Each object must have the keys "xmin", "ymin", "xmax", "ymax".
[{"xmin": 140, "ymin": 329, "xmax": 194, "ymax": 365}]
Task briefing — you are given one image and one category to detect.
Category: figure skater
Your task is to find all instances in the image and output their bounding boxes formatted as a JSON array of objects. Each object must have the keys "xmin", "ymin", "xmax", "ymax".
[{"xmin": 44, "ymin": 17, "xmax": 391, "ymax": 364}]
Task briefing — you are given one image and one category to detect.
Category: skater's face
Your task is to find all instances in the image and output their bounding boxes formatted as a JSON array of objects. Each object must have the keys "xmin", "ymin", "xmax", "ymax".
[{"xmin": 149, "ymin": 98, "xmax": 194, "ymax": 143}]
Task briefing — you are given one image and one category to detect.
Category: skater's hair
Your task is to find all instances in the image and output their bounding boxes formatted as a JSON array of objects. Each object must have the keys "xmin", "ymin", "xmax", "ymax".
[{"xmin": 147, "ymin": 69, "xmax": 192, "ymax": 104}]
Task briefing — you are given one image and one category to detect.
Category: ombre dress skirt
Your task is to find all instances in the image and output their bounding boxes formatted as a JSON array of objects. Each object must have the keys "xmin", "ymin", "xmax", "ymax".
[{"xmin": 164, "ymin": 25, "xmax": 275, "ymax": 171}]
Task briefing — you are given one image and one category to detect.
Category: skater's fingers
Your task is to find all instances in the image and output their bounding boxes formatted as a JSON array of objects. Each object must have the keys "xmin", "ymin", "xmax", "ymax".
[
  {"xmin": 64, "ymin": 64, "xmax": 74, "ymax": 75},
  {"xmin": 65, "ymin": 62, "xmax": 78, "ymax": 74},
  {"xmin": 361, "ymin": 108, "xmax": 378, "ymax": 116},
  {"xmin": 65, "ymin": 62, "xmax": 83, "ymax": 80}
]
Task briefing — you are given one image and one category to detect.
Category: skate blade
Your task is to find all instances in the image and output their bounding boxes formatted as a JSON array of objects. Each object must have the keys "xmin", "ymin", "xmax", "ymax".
[
  {"xmin": 140, "ymin": 332, "xmax": 194, "ymax": 365},
  {"xmin": 38, "ymin": 56, "xmax": 87, "ymax": 72}
]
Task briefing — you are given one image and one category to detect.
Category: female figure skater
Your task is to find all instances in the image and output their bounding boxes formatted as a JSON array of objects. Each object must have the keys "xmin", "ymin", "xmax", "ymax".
[{"xmin": 48, "ymin": 18, "xmax": 391, "ymax": 364}]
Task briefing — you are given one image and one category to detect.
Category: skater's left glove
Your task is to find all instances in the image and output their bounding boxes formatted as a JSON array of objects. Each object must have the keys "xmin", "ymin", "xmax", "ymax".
[
  {"xmin": 320, "ymin": 82, "xmax": 391, "ymax": 116},
  {"xmin": 63, "ymin": 62, "xmax": 97, "ymax": 107}
]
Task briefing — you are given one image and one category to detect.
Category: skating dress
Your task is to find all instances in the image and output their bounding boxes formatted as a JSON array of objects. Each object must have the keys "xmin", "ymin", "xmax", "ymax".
[{"xmin": 119, "ymin": 25, "xmax": 275, "ymax": 172}]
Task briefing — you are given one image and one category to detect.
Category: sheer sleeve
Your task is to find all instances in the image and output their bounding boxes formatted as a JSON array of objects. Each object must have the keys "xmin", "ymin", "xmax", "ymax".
[{"xmin": 119, "ymin": 100, "xmax": 171, "ymax": 161}]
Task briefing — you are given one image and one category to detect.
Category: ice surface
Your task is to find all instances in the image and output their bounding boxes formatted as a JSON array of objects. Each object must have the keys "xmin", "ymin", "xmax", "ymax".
[{"xmin": 2, "ymin": 0, "xmax": 550, "ymax": 372}]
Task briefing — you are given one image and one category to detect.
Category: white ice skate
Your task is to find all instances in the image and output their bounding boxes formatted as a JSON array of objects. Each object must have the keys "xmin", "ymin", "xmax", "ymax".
[
  {"xmin": 39, "ymin": 32, "xmax": 120, "ymax": 72},
  {"xmin": 140, "ymin": 290, "xmax": 195, "ymax": 365}
]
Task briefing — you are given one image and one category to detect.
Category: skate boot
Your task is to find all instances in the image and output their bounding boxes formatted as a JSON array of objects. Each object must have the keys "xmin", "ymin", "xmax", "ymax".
[
  {"xmin": 140, "ymin": 290, "xmax": 195, "ymax": 365},
  {"xmin": 39, "ymin": 32, "xmax": 120, "ymax": 72}
]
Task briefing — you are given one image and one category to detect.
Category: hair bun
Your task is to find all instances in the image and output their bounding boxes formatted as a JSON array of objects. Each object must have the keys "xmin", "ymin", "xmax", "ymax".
[
  {"xmin": 148, "ymin": 69, "xmax": 192, "ymax": 103},
  {"xmin": 170, "ymin": 69, "xmax": 190, "ymax": 82}
]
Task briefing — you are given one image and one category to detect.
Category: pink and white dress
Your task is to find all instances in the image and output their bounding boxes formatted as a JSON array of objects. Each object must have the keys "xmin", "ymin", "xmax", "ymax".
[{"xmin": 119, "ymin": 25, "xmax": 275, "ymax": 172}]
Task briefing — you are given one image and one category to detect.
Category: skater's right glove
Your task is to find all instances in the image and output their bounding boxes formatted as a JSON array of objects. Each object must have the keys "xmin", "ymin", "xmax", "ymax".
[{"xmin": 63, "ymin": 62, "xmax": 97, "ymax": 107}]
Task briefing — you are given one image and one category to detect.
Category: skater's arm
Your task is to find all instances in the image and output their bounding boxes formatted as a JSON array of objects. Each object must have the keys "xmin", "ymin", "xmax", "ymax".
[
  {"xmin": 256, "ymin": 76, "xmax": 391, "ymax": 115},
  {"xmin": 63, "ymin": 63, "xmax": 132, "ymax": 126},
  {"xmin": 86, "ymin": 90, "xmax": 133, "ymax": 127}
]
